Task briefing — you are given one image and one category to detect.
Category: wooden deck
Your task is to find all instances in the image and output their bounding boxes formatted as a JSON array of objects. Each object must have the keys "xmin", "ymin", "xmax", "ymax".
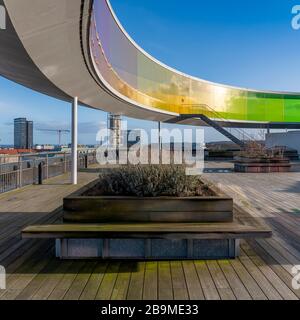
[{"xmin": 0, "ymin": 164, "xmax": 299, "ymax": 300}]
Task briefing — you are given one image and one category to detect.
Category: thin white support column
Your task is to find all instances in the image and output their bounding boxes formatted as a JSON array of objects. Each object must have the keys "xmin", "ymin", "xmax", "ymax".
[
  {"xmin": 71, "ymin": 97, "xmax": 78, "ymax": 185},
  {"xmin": 158, "ymin": 121, "xmax": 162, "ymax": 163}
]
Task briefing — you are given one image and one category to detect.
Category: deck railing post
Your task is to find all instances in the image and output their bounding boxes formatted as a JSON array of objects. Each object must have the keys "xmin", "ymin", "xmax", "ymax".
[
  {"xmin": 18, "ymin": 156, "xmax": 22, "ymax": 188},
  {"xmin": 38, "ymin": 162, "xmax": 43, "ymax": 185},
  {"xmin": 71, "ymin": 97, "xmax": 78, "ymax": 184},
  {"xmin": 64, "ymin": 152, "xmax": 67, "ymax": 173},
  {"xmin": 85, "ymin": 153, "xmax": 88, "ymax": 169},
  {"xmin": 46, "ymin": 154, "xmax": 49, "ymax": 179},
  {"xmin": 33, "ymin": 157, "xmax": 36, "ymax": 184}
]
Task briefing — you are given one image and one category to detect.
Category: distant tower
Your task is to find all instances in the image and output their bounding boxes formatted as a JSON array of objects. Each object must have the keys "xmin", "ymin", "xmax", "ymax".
[
  {"xmin": 26, "ymin": 120, "xmax": 33, "ymax": 149},
  {"xmin": 108, "ymin": 113, "xmax": 122, "ymax": 148},
  {"xmin": 14, "ymin": 118, "xmax": 33, "ymax": 149},
  {"xmin": 14, "ymin": 118, "xmax": 27, "ymax": 149}
]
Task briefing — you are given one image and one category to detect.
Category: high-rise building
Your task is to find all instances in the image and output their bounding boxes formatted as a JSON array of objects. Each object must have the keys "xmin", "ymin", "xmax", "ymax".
[
  {"xmin": 14, "ymin": 118, "xmax": 27, "ymax": 149},
  {"xmin": 26, "ymin": 121, "xmax": 33, "ymax": 149},
  {"xmin": 14, "ymin": 118, "xmax": 33, "ymax": 149}
]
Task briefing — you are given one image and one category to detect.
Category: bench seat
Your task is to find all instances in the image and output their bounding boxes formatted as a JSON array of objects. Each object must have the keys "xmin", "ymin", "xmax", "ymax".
[
  {"xmin": 22, "ymin": 222, "xmax": 271, "ymax": 260},
  {"xmin": 22, "ymin": 222, "xmax": 271, "ymax": 240}
]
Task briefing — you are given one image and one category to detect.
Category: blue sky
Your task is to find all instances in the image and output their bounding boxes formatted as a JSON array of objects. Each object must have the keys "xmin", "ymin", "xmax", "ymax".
[{"xmin": 0, "ymin": 0, "xmax": 300, "ymax": 145}]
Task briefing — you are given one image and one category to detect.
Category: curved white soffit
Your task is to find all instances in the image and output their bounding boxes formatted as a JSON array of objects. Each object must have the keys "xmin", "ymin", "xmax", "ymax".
[
  {"xmin": 3, "ymin": 0, "xmax": 177, "ymax": 122},
  {"xmin": 106, "ymin": 0, "xmax": 300, "ymax": 96}
]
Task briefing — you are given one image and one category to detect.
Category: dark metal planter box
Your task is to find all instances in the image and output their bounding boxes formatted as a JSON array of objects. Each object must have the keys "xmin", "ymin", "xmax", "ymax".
[{"xmin": 55, "ymin": 238, "xmax": 239, "ymax": 260}]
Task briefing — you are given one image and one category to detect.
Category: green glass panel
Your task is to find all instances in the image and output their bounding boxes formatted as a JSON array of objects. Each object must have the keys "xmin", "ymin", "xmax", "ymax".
[
  {"xmin": 226, "ymin": 90, "xmax": 247, "ymax": 121},
  {"xmin": 284, "ymin": 97, "xmax": 300, "ymax": 122},
  {"xmin": 247, "ymin": 93, "xmax": 267, "ymax": 121},
  {"xmin": 263, "ymin": 94, "xmax": 284, "ymax": 122}
]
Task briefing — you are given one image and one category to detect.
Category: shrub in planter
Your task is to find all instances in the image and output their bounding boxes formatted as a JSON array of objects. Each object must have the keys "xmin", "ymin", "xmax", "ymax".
[
  {"xmin": 234, "ymin": 143, "xmax": 291, "ymax": 172},
  {"xmin": 235, "ymin": 142, "xmax": 287, "ymax": 163},
  {"xmin": 84, "ymin": 165, "xmax": 213, "ymax": 197},
  {"xmin": 64, "ymin": 165, "xmax": 233, "ymax": 223}
]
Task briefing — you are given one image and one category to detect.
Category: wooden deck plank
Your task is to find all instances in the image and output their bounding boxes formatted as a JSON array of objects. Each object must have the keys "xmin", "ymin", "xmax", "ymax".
[
  {"xmin": 259, "ymin": 238, "xmax": 300, "ymax": 268},
  {"xmin": 63, "ymin": 262, "xmax": 98, "ymax": 300},
  {"xmin": 0, "ymin": 249, "xmax": 54, "ymax": 300},
  {"xmin": 242, "ymin": 242, "xmax": 298, "ymax": 300},
  {"xmin": 218, "ymin": 260, "xmax": 252, "ymax": 300},
  {"xmin": 182, "ymin": 261, "xmax": 204, "ymax": 300},
  {"xmin": 265, "ymin": 236, "xmax": 300, "ymax": 263},
  {"xmin": 206, "ymin": 260, "xmax": 235, "ymax": 300},
  {"xmin": 127, "ymin": 262, "xmax": 145, "ymax": 300},
  {"xmin": 110, "ymin": 262, "xmax": 133, "ymax": 300},
  {"xmin": 239, "ymin": 248, "xmax": 282, "ymax": 300},
  {"xmin": 0, "ymin": 240, "xmax": 53, "ymax": 292},
  {"xmin": 194, "ymin": 261, "xmax": 221, "ymax": 300},
  {"xmin": 158, "ymin": 261, "xmax": 173, "ymax": 300},
  {"xmin": 80, "ymin": 262, "xmax": 109, "ymax": 300},
  {"xmin": 143, "ymin": 262, "xmax": 158, "ymax": 300},
  {"xmin": 30, "ymin": 261, "xmax": 73, "ymax": 300},
  {"xmin": 170, "ymin": 261, "xmax": 189, "ymax": 300},
  {"xmin": 0, "ymin": 247, "xmax": 52, "ymax": 300},
  {"xmin": 47, "ymin": 261, "xmax": 86, "ymax": 300},
  {"xmin": 248, "ymin": 240, "xmax": 300, "ymax": 299},
  {"xmin": 15, "ymin": 258, "xmax": 69, "ymax": 300},
  {"xmin": 95, "ymin": 262, "xmax": 120, "ymax": 300},
  {"xmin": 230, "ymin": 258, "xmax": 267, "ymax": 300},
  {"xmin": 0, "ymin": 210, "xmax": 61, "ymax": 264}
]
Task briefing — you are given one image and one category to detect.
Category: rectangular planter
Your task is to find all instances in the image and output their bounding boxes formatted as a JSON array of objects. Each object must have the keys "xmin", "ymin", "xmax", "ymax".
[
  {"xmin": 63, "ymin": 180, "xmax": 233, "ymax": 223},
  {"xmin": 234, "ymin": 162, "xmax": 291, "ymax": 173}
]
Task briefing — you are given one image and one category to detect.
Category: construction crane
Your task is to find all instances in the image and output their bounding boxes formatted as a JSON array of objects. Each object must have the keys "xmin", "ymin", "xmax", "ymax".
[{"xmin": 37, "ymin": 129, "xmax": 70, "ymax": 146}]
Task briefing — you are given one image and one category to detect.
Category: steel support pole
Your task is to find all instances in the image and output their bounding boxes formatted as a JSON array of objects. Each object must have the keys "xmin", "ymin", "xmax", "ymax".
[
  {"xmin": 46, "ymin": 154, "xmax": 49, "ymax": 179},
  {"xmin": 71, "ymin": 97, "xmax": 78, "ymax": 185},
  {"xmin": 158, "ymin": 121, "xmax": 162, "ymax": 164},
  {"xmin": 18, "ymin": 156, "xmax": 22, "ymax": 188}
]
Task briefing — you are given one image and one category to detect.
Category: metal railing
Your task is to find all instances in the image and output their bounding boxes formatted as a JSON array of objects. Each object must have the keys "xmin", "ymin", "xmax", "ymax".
[
  {"xmin": 0, "ymin": 150, "xmax": 97, "ymax": 194},
  {"xmin": 182, "ymin": 103, "xmax": 264, "ymax": 148}
]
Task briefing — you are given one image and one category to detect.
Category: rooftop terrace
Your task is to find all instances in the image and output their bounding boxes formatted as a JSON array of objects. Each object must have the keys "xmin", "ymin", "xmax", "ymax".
[{"xmin": 0, "ymin": 163, "xmax": 299, "ymax": 300}]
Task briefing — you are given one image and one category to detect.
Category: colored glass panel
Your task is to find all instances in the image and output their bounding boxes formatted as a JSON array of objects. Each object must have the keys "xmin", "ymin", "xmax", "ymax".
[{"xmin": 90, "ymin": 0, "xmax": 300, "ymax": 123}]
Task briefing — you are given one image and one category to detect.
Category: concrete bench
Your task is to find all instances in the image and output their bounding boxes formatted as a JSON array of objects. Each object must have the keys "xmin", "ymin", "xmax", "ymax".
[{"xmin": 22, "ymin": 222, "xmax": 271, "ymax": 260}]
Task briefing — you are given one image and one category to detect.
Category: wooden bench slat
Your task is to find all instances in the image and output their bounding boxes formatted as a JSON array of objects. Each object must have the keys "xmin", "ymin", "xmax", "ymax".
[{"xmin": 22, "ymin": 222, "xmax": 272, "ymax": 240}]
